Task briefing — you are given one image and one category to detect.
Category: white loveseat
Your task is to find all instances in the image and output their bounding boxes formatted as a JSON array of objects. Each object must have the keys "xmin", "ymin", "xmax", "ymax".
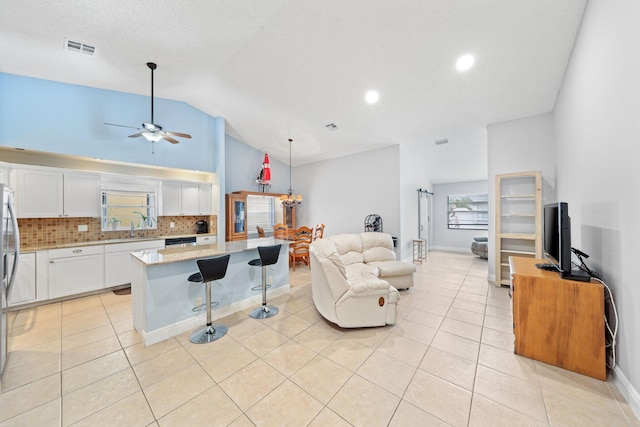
[{"xmin": 309, "ymin": 232, "xmax": 416, "ymax": 328}]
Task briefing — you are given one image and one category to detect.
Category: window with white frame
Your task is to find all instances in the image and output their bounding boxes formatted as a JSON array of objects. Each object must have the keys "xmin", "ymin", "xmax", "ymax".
[
  {"xmin": 447, "ymin": 193, "xmax": 488, "ymax": 230},
  {"xmin": 247, "ymin": 195, "xmax": 275, "ymax": 233}
]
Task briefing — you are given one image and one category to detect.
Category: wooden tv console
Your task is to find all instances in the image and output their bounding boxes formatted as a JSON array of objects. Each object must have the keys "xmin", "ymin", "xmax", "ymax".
[{"xmin": 508, "ymin": 256, "xmax": 606, "ymax": 380}]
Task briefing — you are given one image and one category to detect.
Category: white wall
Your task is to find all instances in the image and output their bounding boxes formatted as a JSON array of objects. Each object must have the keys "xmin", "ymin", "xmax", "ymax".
[
  {"xmin": 432, "ymin": 180, "xmax": 488, "ymax": 252},
  {"xmin": 224, "ymin": 135, "xmax": 289, "ymax": 194},
  {"xmin": 553, "ymin": 0, "xmax": 640, "ymax": 410},
  {"xmin": 295, "ymin": 146, "xmax": 401, "ymax": 241},
  {"xmin": 398, "ymin": 144, "xmax": 434, "ymax": 260},
  {"xmin": 487, "ymin": 112, "xmax": 556, "ymax": 281}
]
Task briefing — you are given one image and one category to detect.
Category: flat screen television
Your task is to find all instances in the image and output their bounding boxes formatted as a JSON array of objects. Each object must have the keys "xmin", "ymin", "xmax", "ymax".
[{"xmin": 542, "ymin": 202, "xmax": 590, "ymax": 281}]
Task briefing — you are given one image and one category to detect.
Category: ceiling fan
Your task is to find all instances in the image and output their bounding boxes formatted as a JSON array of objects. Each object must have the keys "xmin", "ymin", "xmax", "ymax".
[{"xmin": 105, "ymin": 62, "xmax": 191, "ymax": 150}]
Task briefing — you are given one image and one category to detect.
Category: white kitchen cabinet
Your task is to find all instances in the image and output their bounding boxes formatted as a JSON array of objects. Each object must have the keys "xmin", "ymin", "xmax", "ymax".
[
  {"xmin": 162, "ymin": 181, "xmax": 212, "ymax": 216},
  {"xmin": 104, "ymin": 239, "xmax": 164, "ymax": 287},
  {"xmin": 7, "ymin": 252, "xmax": 37, "ymax": 306},
  {"xmin": 181, "ymin": 183, "xmax": 200, "ymax": 215},
  {"xmin": 63, "ymin": 172, "xmax": 101, "ymax": 217},
  {"xmin": 16, "ymin": 167, "xmax": 100, "ymax": 218},
  {"xmin": 16, "ymin": 168, "xmax": 63, "ymax": 217},
  {"xmin": 0, "ymin": 162, "xmax": 11, "ymax": 185},
  {"xmin": 161, "ymin": 181, "xmax": 182, "ymax": 216},
  {"xmin": 48, "ymin": 245, "xmax": 104, "ymax": 298},
  {"xmin": 199, "ymin": 184, "xmax": 213, "ymax": 215}
]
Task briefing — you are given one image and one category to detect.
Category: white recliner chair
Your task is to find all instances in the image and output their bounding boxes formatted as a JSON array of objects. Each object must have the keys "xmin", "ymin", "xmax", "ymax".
[{"xmin": 309, "ymin": 233, "xmax": 413, "ymax": 328}]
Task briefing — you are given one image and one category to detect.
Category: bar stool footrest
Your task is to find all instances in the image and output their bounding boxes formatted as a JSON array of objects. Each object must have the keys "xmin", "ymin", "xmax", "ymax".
[{"xmin": 192, "ymin": 301, "xmax": 220, "ymax": 312}]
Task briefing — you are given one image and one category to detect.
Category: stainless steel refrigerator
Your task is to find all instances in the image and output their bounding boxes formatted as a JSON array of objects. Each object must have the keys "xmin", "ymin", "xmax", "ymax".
[{"xmin": 1, "ymin": 184, "xmax": 20, "ymax": 378}]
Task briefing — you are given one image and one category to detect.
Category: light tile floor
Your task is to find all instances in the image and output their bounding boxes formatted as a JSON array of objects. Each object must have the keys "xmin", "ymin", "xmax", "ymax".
[{"xmin": 1, "ymin": 251, "xmax": 639, "ymax": 426}]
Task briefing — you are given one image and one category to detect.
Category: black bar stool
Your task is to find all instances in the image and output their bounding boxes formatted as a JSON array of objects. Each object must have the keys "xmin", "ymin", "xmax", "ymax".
[
  {"xmin": 187, "ymin": 254, "xmax": 230, "ymax": 344},
  {"xmin": 248, "ymin": 258, "xmax": 268, "ymax": 291},
  {"xmin": 249, "ymin": 244, "xmax": 281, "ymax": 319}
]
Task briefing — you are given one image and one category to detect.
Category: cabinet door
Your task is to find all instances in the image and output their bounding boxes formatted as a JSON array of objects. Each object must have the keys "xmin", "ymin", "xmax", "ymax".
[
  {"xmin": 104, "ymin": 240, "xmax": 164, "ymax": 287},
  {"xmin": 181, "ymin": 183, "xmax": 200, "ymax": 215},
  {"xmin": 199, "ymin": 184, "xmax": 213, "ymax": 215},
  {"xmin": 104, "ymin": 251, "xmax": 134, "ymax": 287},
  {"xmin": 49, "ymin": 252, "xmax": 104, "ymax": 298},
  {"xmin": 162, "ymin": 182, "xmax": 182, "ymax": 216},
  {"xmin": 0, "ymin": 163, "xmax": 10, "ymax": 185},
  {"xmin": 16, "ymin": 169, "xmax": 63, "ymax": 218},
  {"xmin": 7, "ymin": 252, "xmax": 37, "ymax": 306},
  {"xmin": 63, "ymin": 172, "xmax": 100, "ymax": 217}
]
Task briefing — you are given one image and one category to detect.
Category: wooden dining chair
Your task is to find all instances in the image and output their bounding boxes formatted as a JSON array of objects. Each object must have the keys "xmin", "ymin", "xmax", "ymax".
[
  {"xmin": 273, "ymin": 223, "xmax": 288, "ymax": 240},
  {"xmin": 289, "ymin": 226, "xmax": 313, "ymax": 271},
  {"xmin": 312, "ymin": 223, "xmax": 325, "ymax": 241},
  {"xmin": 256, "ymin": 226, "xmax": 265, "ymax": 238}
]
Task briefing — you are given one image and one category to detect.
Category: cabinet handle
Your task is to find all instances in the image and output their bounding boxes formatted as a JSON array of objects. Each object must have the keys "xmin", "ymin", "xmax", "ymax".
[
  {"xmin": 72, "ymin": 249, "xmax": 82, "ymax": 254},
  {"xmin": 50, "ymin": 260, "xmax": 54, "ymax": 263}
]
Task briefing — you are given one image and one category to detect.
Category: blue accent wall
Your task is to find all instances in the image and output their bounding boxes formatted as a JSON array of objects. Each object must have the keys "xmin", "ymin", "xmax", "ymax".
[{"xmin": 0, "ymin": 72, "xmax": 223, "ymax": 172}]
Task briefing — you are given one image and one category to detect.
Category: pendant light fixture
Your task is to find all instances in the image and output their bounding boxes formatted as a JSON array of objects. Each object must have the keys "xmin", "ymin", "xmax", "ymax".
[{"xmin": 280, "ymin": 138, "xmax": 303, "ymax": 206}]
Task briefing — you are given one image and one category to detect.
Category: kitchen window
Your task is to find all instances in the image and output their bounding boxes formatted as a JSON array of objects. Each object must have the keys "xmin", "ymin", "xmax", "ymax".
[{"xmin": 101, "ymin": 190, "xmax": 157, "ymax": 231}]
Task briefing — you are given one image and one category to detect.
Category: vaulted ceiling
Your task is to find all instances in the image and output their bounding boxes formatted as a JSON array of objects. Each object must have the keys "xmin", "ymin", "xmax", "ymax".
[{"xmin": 0, "ymin": 0, "xmax": 586, "ymax": 179}]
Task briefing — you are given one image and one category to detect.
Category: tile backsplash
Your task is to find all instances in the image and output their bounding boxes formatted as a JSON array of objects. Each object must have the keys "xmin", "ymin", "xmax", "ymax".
[{"xmin": 19, "ymin": 215, "xmax": 217, "ymax": 249}]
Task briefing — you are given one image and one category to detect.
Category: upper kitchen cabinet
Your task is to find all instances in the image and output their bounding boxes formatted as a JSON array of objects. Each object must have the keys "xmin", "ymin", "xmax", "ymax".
[
  {"xmin": 0, "ymin": 162, "xmax": 10, "ymax": 185},
  {"xmin": 16, "ymin": 167, "xmax": 100, "ymax": 218},
  {"xmin": 161, "ymin": 181, "xmax": 212, "ymax": 216}
]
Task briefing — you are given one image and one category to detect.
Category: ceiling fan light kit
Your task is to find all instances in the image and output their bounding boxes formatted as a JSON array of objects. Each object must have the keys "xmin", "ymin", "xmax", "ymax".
[{"xmin": 105, "ymin": 62, "xmax": 191, "ymax": 153}]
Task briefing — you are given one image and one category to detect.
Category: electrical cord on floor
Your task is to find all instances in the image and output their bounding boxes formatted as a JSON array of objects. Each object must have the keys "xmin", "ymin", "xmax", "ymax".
[
  {"xmin": 595, "ymin": 277, "xmax": 619, "ymax": 370},
  {"xmin": 571, "ymin": 255, "xmax": 618, "ymax": 370}
]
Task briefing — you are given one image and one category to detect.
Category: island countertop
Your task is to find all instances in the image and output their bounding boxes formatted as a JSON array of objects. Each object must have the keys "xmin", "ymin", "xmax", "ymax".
[{"xmin": 131, "ymin": 237, "xmax": 291, "ymax": 265}]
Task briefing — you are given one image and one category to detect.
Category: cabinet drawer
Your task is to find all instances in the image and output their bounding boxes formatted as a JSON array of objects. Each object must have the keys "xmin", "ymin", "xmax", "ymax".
[
  {"xmin": 49, "ymin": 245, "xmax": 103, "ymax": 259},
  {"xmin": 196, "ymin": 235, "xmax": 217, "ymax": 245},
  {"xmin": 104, "ymin": 240, "xmax": 164, "ymax": 253}
]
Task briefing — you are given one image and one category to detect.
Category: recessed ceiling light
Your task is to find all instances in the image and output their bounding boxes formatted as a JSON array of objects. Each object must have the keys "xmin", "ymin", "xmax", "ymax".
[
  {"xmin": 456, "ymin": 54, "xmax": 475, "ymax": 71},
  {"xmin": 365, "ymin": 90, "xmax": 379, "ymax": 104}
]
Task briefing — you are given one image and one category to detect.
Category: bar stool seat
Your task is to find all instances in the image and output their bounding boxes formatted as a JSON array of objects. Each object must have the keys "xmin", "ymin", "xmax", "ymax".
[
  {"xmin": 250, "ymin": 244, "xmax": 281, "ymax": 319},
  {"xmin": 187, "ymin": 254, "xmax": 230, "ymax": 344}
]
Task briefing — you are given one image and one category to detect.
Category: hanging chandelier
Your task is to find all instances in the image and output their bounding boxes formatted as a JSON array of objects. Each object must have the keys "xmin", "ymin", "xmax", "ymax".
[{"xmin": 280, "ymin": 138, "xmax": 303, "ymax": 206}]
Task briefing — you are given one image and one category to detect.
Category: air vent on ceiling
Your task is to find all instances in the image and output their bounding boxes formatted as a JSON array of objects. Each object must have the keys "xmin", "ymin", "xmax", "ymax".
[
  {"xmin": 325, "ymin": 123, "xmax": 338, "ymax": 131},
  {"xmin": 64, "ymin": 38, "xmax": 96, "ymax": 56},
  {"xmin": 435, "ymin": 138, "xmax": 448, "ymax": 145}
]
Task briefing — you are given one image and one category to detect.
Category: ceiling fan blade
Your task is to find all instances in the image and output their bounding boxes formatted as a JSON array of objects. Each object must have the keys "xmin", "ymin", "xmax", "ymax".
[
  {"xmin": 128, "ymin": 133, "xmax": 144, "ymax": 138},
  {"xmin": 105, "ymin": 122, "xmax": 140, "ymax": 130},
  {"xmin": 165, "ymin": 131, "xmax": 192, "ymax": 139},
  {"xmin": 162, "ymin": 135, "xmax": 180, "ymax": 144}
]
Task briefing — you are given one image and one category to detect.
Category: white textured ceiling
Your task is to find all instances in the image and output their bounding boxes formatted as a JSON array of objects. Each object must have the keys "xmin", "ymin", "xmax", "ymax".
[{"xmin": 0, "ymin": 0, "xmax": 586, "ymax": 179}]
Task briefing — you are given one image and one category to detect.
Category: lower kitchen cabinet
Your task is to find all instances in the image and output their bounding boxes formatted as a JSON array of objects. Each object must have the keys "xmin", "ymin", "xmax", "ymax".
[
  {"xmin": 48, "ymin": 245, "xmax": 104, "ymax": 298},
  {"xmin": 104, "ymin": 240, "xmax": 164, "ymax": 287}
]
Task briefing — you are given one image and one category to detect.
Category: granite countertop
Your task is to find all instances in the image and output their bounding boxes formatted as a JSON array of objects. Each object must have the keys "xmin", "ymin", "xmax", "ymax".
[
  {"xmin": 131, "ymin": 237, "xmax": 291, "ymax": 266},
  {"xmin": 21, "ymin": 232, "xmax": 218, "ymax": 251}
]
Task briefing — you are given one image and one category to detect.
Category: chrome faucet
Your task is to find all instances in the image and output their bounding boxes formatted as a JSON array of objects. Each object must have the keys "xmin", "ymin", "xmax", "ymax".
[{"xmin": 130, "ymin": 221, "xmax": 135, "ymax": 238}]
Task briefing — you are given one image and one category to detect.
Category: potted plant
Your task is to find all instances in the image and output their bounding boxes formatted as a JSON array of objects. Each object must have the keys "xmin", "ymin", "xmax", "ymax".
[
  {"xmin": 108, "ymin": 216, "xmax": 120, "ymax": 230},
  {"xmin": 134, "ymin": 211, "xmax": 155, "ymax": 229}
]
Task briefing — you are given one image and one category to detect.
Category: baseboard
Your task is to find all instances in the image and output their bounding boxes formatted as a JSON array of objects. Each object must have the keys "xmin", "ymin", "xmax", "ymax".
[
  {"xmin": 140, "ymin": 284, "xmax": 291, "ymax": 346},
  {"xmin": 431, "ymin": 246, "xmax": 473, "ymax": 254},
  {"xmin": 611, "ymin": 365, "xmax": 640, "ymax": 422}
]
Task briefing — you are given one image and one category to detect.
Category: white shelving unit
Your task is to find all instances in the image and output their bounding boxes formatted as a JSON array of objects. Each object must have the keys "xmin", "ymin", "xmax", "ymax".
[{"xmin": 495, "ymin": 171, "xmax": 542, "ymax": 286}]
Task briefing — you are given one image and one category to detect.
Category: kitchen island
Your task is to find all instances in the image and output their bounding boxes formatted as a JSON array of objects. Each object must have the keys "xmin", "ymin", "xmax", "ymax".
[{"xmin": 130, "ymin": 237, "xmax": 291, "ymax": 346}]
